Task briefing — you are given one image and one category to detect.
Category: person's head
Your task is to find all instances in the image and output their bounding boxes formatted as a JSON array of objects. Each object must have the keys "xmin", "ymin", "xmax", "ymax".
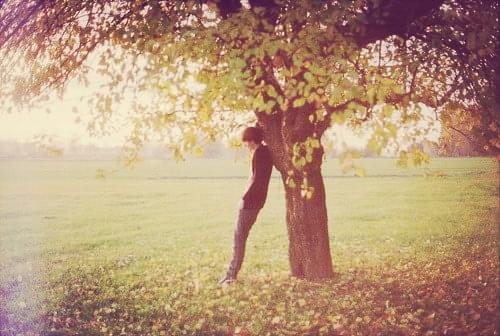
[{"xmin": 242, "ymin": 126, "xmax": 263, "ymax": 151}]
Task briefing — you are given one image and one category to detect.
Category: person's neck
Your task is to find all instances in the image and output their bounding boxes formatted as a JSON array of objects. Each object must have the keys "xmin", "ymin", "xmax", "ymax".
[{"xmin": 250, "ymin": 142, "xmax": 261, "ymax": 151}]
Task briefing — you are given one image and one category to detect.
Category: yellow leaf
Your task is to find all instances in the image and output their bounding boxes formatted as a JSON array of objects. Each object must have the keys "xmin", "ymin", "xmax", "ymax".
[
  {"xmin": 193, "ymin": 146, "xmax": 204, "ymax": 156},
  {"xmin": 355, "ymin": 167, "xmax": 366, "ymax": 177},
  {"xmin": 367, "ymin": 87, "xmax": 376, "ymax": 104}
]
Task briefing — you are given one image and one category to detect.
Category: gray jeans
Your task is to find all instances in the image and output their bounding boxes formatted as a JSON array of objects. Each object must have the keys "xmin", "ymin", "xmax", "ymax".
[{"xmin": 226, "ymin": 208, "xmax": 260, "ymax": 278}]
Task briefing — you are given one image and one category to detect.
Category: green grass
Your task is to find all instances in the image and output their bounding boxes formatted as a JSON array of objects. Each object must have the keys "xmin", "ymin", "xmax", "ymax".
[{"xmin": 0, "ymin": 157, "xmax": 498, "ymax": 335}]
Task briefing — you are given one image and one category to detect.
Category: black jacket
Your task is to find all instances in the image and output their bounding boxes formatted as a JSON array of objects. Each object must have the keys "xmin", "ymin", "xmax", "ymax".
[{"xmin": 242, "ymin": 144, "xmax": 273, "ymax": 209}]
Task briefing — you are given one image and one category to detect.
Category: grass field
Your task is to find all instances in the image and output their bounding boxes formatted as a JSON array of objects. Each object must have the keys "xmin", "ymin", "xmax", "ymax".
[{"xmin": 0, "ymin": 157, "xmax": 498, "ymax": 335}]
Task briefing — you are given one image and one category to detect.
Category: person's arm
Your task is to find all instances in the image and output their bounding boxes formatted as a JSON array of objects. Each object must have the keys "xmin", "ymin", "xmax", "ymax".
[{"xmin": 242, "ymin": 148, "xmax": 271, "ymax": 206}]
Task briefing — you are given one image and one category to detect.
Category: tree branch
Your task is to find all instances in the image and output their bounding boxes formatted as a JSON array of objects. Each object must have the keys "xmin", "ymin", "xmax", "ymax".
[
  {"xmin": 0, "ymin": 1, "xmax": 42, "ymax": 48},
  {"xmin": 449, "ymin": 125, "xmax": 475, "ymax": 143},
  {"xmin": 317, "ymin": 98, "xmax": 370, "ymax": 135},
  {"xmin": 338, "ymin": 0, "xmax": 445, "ymax": 48}
]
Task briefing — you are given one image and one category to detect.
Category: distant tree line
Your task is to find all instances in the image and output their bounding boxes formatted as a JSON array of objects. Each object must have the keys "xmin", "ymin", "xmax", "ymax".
[{"xmin": 0, "ymin": 139, "xmax": 486, "ymax": 160}]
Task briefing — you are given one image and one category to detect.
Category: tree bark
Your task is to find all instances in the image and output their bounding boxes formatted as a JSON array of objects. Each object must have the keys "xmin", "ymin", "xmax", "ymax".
[
  {"xmin": 281, "ymin": 168, "xmax": 334, "ymax": 280},
  {"xmin": 258, "ymin": 104, "xmax": 335, "ymax": 280}
]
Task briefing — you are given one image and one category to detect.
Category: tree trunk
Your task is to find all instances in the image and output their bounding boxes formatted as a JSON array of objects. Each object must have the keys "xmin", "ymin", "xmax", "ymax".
[{"xmin": 281, "ymin": 168, "xmax": 334, "ymax": 280}]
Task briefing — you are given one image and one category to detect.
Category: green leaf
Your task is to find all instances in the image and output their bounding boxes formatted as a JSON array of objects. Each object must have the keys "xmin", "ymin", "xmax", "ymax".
[
  {"xmin": 292, "ymin": 55, "xmax": 303, "ymax": 67},
  {"xmin": 265, "ymin": 100, "xmax": 276, "ymax": 113},
  {"xmin": 267, "ymin": 85, "xmax": 277, "ymax": 98},
  {"xmin": 293, "ymin": 98, "xmax": 305, "ymax": 108},
  {"xmin": 253, "ymin": 93, "xmax": 265, "ymax": 110},
  {"xmin": 304, "ymin": 71, "xmax": 314, "ymax": 83}
]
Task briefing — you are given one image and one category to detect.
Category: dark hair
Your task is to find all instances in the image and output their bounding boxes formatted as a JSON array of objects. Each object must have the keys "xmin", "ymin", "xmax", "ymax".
[{"xmin": 242, "ymin": 126, "xmax": 263, "ymax": 143}]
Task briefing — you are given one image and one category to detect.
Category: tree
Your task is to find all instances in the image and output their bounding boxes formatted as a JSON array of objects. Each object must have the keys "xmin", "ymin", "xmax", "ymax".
[
  {"xmin": 438, "ymin": 104, "xmax": 488, "ymax": 156},
  {"xmin": 0, "ymin": 0, "xmax": 498, "ymax": 280}
]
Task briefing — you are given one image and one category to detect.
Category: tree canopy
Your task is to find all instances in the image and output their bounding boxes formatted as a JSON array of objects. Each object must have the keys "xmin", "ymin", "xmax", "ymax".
[
  {"xmin": 0, "ymin": 0, "xmax": 498, "ymax": 162},
  {"xmin": 1, "ymin": 0, "xmax": 498, "ymax": 280}
]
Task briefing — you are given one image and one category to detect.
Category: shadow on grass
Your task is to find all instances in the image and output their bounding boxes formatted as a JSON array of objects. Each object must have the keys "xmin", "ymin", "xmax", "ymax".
[{"xmin": 35, "ymin": 244, "xmax": 497, "ymax": 336}]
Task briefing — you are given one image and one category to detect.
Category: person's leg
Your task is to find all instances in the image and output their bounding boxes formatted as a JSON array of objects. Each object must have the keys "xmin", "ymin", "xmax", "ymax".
[{"xmin": 224, "ymin": 208, "xmax": 260, "ymax": 280}]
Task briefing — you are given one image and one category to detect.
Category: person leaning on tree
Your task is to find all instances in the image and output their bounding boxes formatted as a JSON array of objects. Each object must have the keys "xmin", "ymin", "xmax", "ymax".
[{"xmin": 219, "ymin": 126, "xmax": 273, "ymax": 284}]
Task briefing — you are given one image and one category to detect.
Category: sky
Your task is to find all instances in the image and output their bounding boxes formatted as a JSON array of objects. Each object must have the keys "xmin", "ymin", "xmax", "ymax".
[
  {"xmin": 0, "ymin": 100, "xmax": 374, "ymax": 150},
  {"xmin": 0, "ymin": 88, "xmax": 439, "ymax": 153},
  {"xmin": 0, "ymin": 52, "xmax": 440, "ymax": 153},
  {"xmin": 0, "ymin": 73, "xmax": 374, "ymax": 150},
  {"xmin": 0, "ymin": 97, "xmax": 130, "ymax": 148},
  {"xmin": 0, "ymin": 49, "xmax": 135, "ymax": 148}
]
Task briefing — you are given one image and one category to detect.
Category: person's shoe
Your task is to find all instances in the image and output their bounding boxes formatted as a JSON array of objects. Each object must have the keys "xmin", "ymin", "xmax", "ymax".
[{"xmin": 218, "ymin": 274, "xmax": 236, "ymax": 284}]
